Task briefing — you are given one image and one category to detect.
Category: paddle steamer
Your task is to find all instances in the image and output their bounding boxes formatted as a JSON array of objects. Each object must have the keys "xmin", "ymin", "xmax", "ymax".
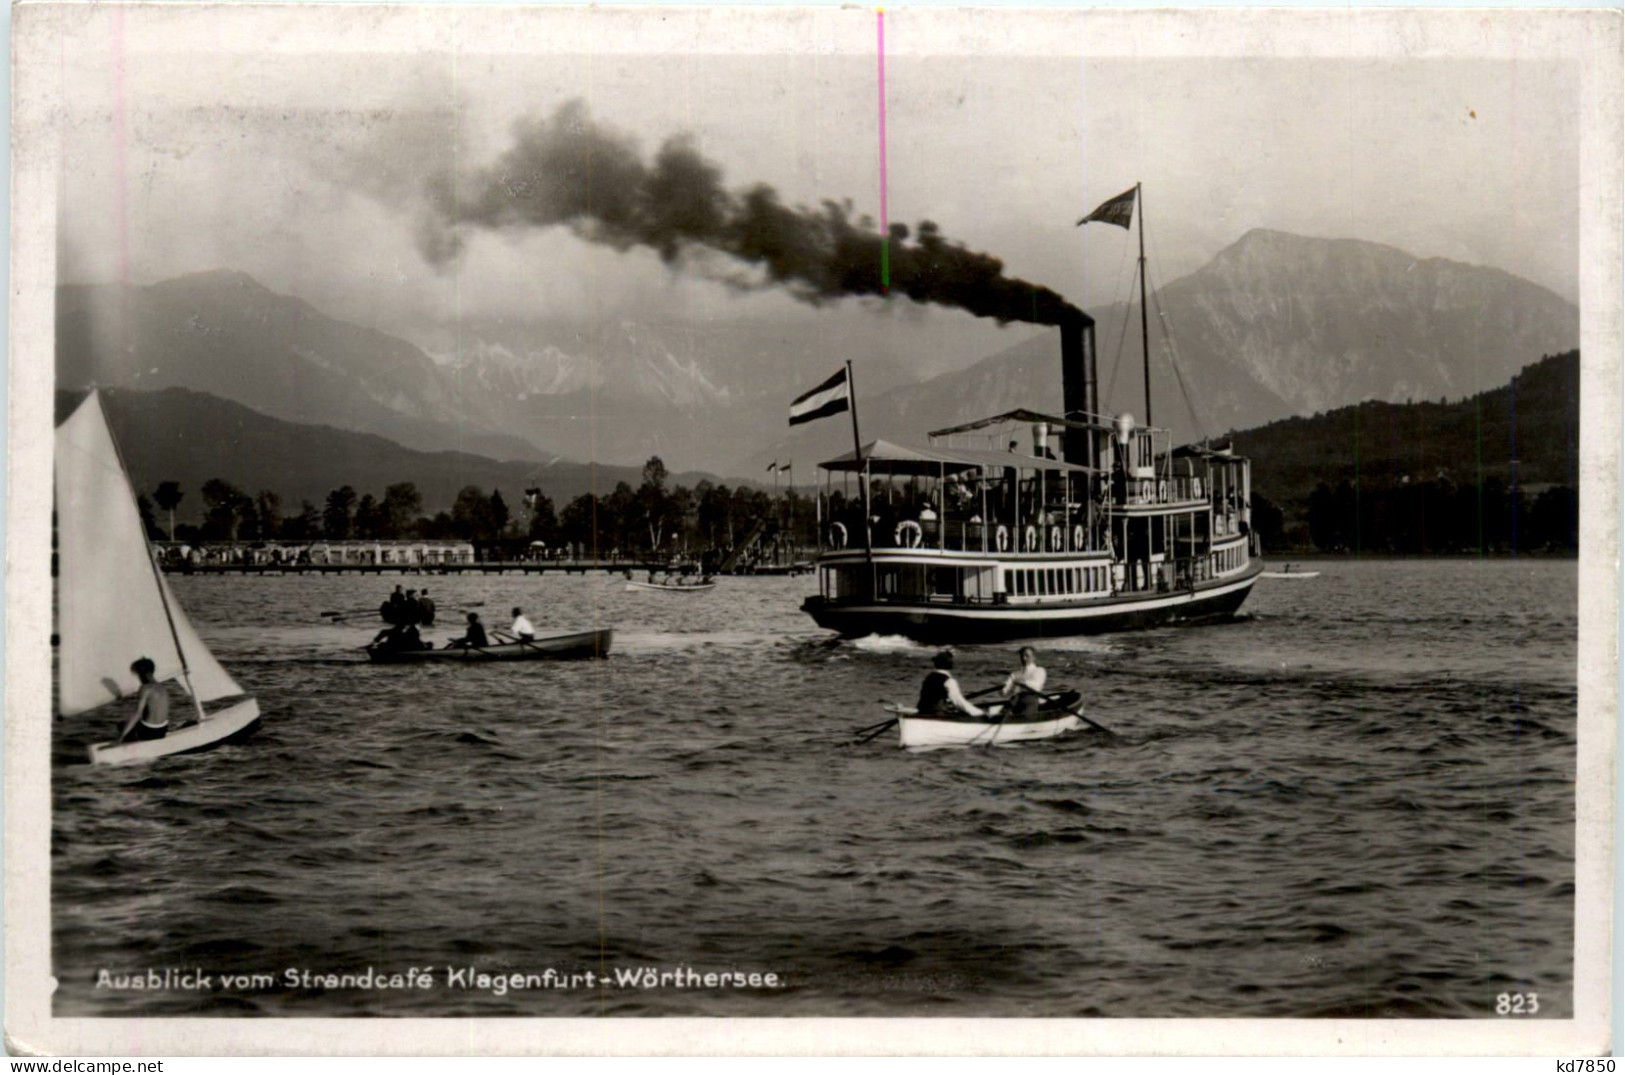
[{"xmin": 799, "ymin": 189, "xmax": 1263, "ymax": 643}]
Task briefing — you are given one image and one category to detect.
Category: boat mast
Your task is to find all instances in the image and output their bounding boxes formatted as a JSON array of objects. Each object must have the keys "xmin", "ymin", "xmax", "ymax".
[
  {"xmin": 1137, "ymin": 181, "xmax": 1151, "ymax": 426},
  {"xmin": 98, "ymin": 391, "xmax": 208, "ymax": 725},
  {"xmin": 846, "ymin": 360, "xmax": 876, "ymax": 593}
]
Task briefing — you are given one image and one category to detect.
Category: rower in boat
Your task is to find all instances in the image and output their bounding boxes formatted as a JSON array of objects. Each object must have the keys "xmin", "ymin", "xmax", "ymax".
[
  {"xmin": 999, "ymin": 646, "xmax": 1047, "ymax": 716},
  {"xmin": 118, "ymin": 657, "xmax": 170, "ymax": 744},
  {"xmin": 510, "ymin": 608, "xmax": 536, "ymax": 641},
  {"xmin": 371, "ymin": 622, "xmax": 428, "ymax": 653},
  {"xmin": 382, "ymin": 585, "xmax": 406, "ymax": 624},
  {"xmin": 447, "ymin": 611, "xmax": 489, "ymax": 650},
  {"xmin": 418, "ymin": 589, "xmax": 436, "ymax": 626},
  {"xmin": 917, "ymin": 650, "xmax": 985, "ymax": 718}
]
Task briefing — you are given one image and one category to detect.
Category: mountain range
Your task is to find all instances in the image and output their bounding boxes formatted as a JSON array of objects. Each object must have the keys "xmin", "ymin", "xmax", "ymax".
[
  {"xmin": 750, "ymin": 230, "xmax": 1579, "ymax": 471},
  {"xmin": 1236, "ymin": 349, "xmax": 1580, "ymax": 508},
  {"xmin": 56, "ymin": 229, "xmax": 1578, "ymax": 479},
  {"xmin": 56, "ymin": 387, "xmax": 722, "ymax": 524}
]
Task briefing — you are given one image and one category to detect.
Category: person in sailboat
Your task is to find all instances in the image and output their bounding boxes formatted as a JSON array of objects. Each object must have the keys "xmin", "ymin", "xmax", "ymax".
[
  {"xmin": 118, "ymin": 657, "xmax": 169, "ymax": 743},
  {"xmin": 917, "ymin": 650, "xmax": 985, "ymax": 718},
  {"xmin": 999, "ymin": 646, "xmax": 1048, "ymax": 715}
]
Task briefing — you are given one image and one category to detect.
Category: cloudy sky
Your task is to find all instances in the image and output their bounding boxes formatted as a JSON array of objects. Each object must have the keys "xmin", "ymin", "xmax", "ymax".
[{"xmin": 48, "ymin": 7, "xmax": 1581, "ymax": 370}]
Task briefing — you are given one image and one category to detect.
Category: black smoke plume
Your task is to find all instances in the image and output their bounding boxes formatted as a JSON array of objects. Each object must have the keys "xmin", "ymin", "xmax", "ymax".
[{"xmin": 418, "ymin": 101, "xmax": 1082, "ymax": 328}]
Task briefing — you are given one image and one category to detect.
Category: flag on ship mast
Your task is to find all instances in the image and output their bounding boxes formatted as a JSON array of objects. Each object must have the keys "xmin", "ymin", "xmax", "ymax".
[
  {"xmin": 788, "ymin": 366, "xmax": 852, "ymax": 426},
  {"xmin": 1077, "ymin": 186, "xmax": 1137, "ymax": 229}
]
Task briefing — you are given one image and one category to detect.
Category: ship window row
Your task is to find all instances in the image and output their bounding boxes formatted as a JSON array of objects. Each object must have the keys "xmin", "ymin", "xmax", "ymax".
[
  {"xmin": 1214, "ymin": 546, "xmax": 1245, "ymax": 573},
  {"xmin": 1008, "ymin": 565, "xmax": 1108, "ymax": 598}
]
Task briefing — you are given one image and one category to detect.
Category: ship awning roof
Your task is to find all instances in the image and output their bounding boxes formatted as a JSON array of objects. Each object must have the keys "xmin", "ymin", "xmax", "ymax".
[
  {"xmin": 1172, "ymin": 439, "xmax": 1245, "ymax": 461},
  {"xmin": 818, "ymin": 438, "xmax": 1099, "ymax": 476},
  {"xmin": 927, "ymin": 409, "xmax": 1109, "ymax": 437}
]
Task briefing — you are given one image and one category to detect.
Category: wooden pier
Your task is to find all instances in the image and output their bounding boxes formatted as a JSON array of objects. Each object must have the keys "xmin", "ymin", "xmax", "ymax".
[{"xmin": 162, "ymin": 560, "xmax": 671, "ymax": 577}]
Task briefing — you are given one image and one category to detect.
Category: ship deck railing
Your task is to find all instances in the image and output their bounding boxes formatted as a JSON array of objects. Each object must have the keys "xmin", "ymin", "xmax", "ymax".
[{"xmin": 818, "ymin": 553, "xmax": 1253, "ymax": 606}]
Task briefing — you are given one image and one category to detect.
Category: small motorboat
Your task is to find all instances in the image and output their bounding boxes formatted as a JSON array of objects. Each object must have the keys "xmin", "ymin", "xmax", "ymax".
[
  {"xmin": 366, "ymin": 628, "xmax": 613, "ymax": 663},
  {"xmin": 882, "ymin": 691, "xmax": 1087, "ymax": 750},
  {"xmin": 625, "ymin": 579, "xmax": 716, "ymax": 594}
]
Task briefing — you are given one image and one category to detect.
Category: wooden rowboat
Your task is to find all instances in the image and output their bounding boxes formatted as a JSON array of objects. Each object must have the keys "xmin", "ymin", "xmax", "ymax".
[
  {"xmin": 625, "ymin": 580, "xmax": 716, "ymax": 594},
  {"xmin": 882, "ymin": 698, "xmax": 1085, "ymax": 750},
  {"xmin": 366, "ymin": 628, "xmax": 613, "ymax": 663},
  {"xmin": 1261, "ymin": 570, "xmax": 1320, "ymax": 579}
]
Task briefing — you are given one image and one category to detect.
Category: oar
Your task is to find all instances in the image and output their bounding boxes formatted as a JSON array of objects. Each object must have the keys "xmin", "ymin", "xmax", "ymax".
[
  {"xmin": 849, "ymin": 704, "xmax": 912, "ymax": 745},
  {"xmin": 1066, "ymin": 706, "xmax": 1117, "ymax": 737},
  {"xmin": 855, "ymin": 719, "xmax": 898, "ymax": 745},
  {"xmin": 326, "ymin": 600, "xmax": 482, "ymax": 618},
  {"xmin": 851, "ymin": 715, "xmax": 899, "ymax": 738}
]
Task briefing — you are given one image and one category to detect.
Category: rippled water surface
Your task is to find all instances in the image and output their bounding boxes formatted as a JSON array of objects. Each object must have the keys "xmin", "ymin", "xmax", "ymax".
[{"xmin": 53, "ymin": 559, "xmax": 1577, "ymax": 1017}]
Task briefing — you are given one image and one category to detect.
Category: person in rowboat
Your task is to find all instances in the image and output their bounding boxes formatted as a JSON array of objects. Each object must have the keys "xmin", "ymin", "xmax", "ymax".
[
  {"xmin": 999, "ymin": 646, "xmax": 1048, "ymax": 716},
  {"xmin": 118, "ymin": 657, "xmax": 169, "ymax": 743},
  {"xmin": 418, "ymin": 589, "xmax": 436, "ymax": 626},
  {"xmin": 447, "ymin": 611, "xmax": 489, "ymax": 649},
  {"xmin": 510, "ymin": 608, "xmax": 535, "ymax": 641},
  {"xmin": 370, "ymin": 621, "xmax": 427, "ymax": 652},
  {"xmin": 385, "ymin": 584, "xmax": 406, "ymax": 624},
  {"xmin": 917, "ymin": 650, "xmax": 985, "ymax": 718}
]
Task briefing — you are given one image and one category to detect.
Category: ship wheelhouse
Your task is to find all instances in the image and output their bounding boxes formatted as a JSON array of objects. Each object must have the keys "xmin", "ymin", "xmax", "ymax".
[{"xmin": 802, "ymin": 409, "xmax": 1261, "ymax": 641}]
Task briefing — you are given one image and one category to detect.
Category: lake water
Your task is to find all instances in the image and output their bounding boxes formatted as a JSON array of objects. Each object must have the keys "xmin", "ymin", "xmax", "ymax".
[{"xmin": 52, "ymin": 558, "xmax": 1578, "ymax": 1018}]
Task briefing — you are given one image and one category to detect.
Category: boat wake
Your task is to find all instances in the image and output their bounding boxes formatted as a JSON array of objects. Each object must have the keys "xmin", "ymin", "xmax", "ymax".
[{"xmin": 848, "ymin": 634, "xmax": 934, "ymax": 655}]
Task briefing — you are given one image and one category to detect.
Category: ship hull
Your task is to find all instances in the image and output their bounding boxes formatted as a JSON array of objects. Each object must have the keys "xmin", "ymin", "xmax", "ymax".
[{"xmin": 802, "ymin": 566, "xmax": 1261, "ymax": 644}]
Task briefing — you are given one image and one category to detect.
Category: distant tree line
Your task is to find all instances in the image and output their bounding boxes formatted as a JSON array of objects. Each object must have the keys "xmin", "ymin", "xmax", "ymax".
[
  {"xmin": 139, "ymin": 456, "xmax": 820, "ymax": 563},
  {"xmin": 1237, "ymin": 351, "xmax": 1580, "ymax": 556},
  {"xmin": 1282, "ymin": 476, "xmax": 1578, "ymax": 554}
]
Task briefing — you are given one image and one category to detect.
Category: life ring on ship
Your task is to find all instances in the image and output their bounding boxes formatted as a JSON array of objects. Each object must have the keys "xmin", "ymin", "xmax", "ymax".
[
  {"xmin": 995, "ymin": 525, "xmax": 1011, "ymax": 552},
  {"xmin": 1072, "ymin": 524, "xmax": 1086, "ymax": 550},
  {"xmin": 829, "ymin": 522, "xmax": 848, "ymax": 550},
  {"xmin": 1158, "ymin": 480, "xmax": 1169, "ymax": 501},
  {"xmin": 1049, "ymin": 525, "xmax": 1065, "ymax": 552},
  {"xmin": 895, "ymin": 520, "xmax": 923, "ymax": 548},
  {"xmin": 1023, "ymin": 525, "xmax": 1040, "ymax": 553}
]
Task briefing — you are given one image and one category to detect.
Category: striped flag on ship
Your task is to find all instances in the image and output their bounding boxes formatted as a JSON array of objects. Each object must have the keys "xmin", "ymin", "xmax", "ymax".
[{"xmin": 788, "ymin": 367, "xmax": 851, "ymax": 426}]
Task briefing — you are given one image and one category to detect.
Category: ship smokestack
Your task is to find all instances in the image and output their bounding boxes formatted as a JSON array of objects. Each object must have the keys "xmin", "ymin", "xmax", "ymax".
[{"xmin": 1059, "ymin": 309, "xmax": 1097, "ymax": 467}]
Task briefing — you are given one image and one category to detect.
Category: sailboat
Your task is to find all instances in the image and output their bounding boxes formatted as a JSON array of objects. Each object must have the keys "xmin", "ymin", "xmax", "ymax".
[{"xmin": 56, "ymin": 392, "xmax": 262, "ymax": 766}]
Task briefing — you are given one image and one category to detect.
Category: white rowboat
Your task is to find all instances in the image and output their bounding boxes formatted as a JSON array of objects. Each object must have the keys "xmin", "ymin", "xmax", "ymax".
[
  {"xmin": 1262, "ymin": 570, "xmax": 1320, "ymax": 579},
  {"xmin": 883, "ymin": 702, "xmax": 1085, "ymax": 750}
]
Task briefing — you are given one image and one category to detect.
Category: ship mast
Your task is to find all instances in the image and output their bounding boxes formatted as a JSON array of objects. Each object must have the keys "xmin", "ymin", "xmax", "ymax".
[{"xmin": 1136, "ymin": 182, "xmax": 1151, "ymax": 426}]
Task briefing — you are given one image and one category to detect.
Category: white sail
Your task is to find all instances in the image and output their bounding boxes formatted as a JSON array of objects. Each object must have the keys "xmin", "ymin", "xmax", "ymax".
[{"xmin": 55, "ymin": 392, "xmax": 245, "ymax": 717}]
